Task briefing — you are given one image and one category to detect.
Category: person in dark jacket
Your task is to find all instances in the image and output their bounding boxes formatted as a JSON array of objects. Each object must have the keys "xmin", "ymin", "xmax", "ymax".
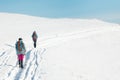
[
  {"xmin": 32, "ymin": 31, "xmax": 38, "ymax": 48},
  {"xmin": 15, "ymin": 38, "xmax": 26, "ymax": 68}
]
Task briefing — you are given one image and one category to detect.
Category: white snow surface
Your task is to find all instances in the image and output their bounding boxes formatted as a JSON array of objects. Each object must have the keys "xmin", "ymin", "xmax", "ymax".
[{"xmin": 0, "ymin": 13, "xmax": 120, "ymax": 80}]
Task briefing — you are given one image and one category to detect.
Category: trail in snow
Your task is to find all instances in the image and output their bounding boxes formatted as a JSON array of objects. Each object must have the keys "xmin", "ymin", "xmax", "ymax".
[{"xmin": 0, "ymin": 47, "xmax": 46, "ymax": 80}]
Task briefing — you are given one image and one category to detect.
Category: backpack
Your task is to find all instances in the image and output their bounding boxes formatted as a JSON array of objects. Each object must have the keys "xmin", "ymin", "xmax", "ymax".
[{"xmin": 17, "ymin": 41, "xmax": 22, "ymax": 51}]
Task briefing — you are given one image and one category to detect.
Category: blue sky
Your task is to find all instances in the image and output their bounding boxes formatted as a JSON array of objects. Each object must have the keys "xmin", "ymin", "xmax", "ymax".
[{"xmin": 0, "ymin": 0, "xmax": 120, "ymax": 23}]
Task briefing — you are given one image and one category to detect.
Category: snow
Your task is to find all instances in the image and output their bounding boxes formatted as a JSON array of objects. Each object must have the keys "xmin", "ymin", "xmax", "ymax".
[{"xmin": 0, "ymin": 12, "xmax": 120, "ymax": 80}]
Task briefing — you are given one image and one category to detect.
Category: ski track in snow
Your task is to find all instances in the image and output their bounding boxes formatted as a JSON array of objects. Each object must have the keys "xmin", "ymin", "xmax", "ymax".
[
  {"xmin": 40, "ymin": 27, "xmax": 119, "ymax": 47},
  {"xmin": 0, "ymin": 47, "xmax": 46, "ymax": 80}
]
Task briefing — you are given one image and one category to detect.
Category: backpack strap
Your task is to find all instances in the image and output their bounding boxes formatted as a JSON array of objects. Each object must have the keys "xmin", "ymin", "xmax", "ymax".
[{"xmin": 17, "ymin": 41, "xmax": 22, "ymax": 51}]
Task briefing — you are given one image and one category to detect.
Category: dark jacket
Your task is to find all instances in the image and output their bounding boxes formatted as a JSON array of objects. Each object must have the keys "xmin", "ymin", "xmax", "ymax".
[{"xmin": 32, "ymin": 31, "xmax": 38, "ymax": 42}]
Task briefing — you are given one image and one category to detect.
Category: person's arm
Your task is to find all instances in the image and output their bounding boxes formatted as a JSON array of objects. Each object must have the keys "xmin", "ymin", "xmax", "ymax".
[
  {"xmin": 23, "ymin": 44, "xmax": 26, "ymax": 52},
  {"xmin": 15, "ymin": 42, "xmax": 18, "ymax": 55},
  {"xmin": 36, "ymin": 33, "xmax": 38, "ymax": 38},
  {"xmin": 22, "ymin": 42, "xmax": 26, "ymax": 54}
]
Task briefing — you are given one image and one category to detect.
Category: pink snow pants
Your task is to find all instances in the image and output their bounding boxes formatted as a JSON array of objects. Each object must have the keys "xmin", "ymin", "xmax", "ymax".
[{"xmin": 18, "ymin": 54, "xmax": 24, "ymax": 60}]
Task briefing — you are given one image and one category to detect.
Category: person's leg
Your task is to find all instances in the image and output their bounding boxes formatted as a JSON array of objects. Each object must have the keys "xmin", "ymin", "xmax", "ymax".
[
  {"xmin": 33, "ymin": 39, "xmax": 37, "ymax": 48},
  {"xmin": 20, "ymin": 60, "xmax": 23, "ymax": 68},
  {"xmin": 20, "ymin": 54, "xmax": 24, "ymax": 68},
  {"xmin": 34, "ymin": 42, "xmax": 36, "ymax": 48},
  {"xmin": 35, "ymin": 40, "xmax": 37, "ymax": 48},
  {"xmin": 34, "ymin": 42, "xmax": 35, "ymax": 48},
  {"xmin": 18, "ymin": 54, "xmax": 21, "ymax": 68},
  {"xmin": 19, "ymin": 60, "xmax": 20, "ymax": 66}
]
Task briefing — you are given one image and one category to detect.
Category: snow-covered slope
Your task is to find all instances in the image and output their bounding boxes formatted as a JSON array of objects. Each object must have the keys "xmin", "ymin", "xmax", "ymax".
[{"xmin": 0, "ymin": 13, "xmax": 120, "ymax": 80}]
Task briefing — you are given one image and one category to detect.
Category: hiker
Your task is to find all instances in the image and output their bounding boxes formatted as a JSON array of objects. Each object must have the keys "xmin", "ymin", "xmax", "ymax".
[
  {"xmin": 32, "ymin": 31, "xmax": 38, "ymax": 48},
  {"xmin": 15, "ymin": 38, "xmax": 26, "ymax": 68}
]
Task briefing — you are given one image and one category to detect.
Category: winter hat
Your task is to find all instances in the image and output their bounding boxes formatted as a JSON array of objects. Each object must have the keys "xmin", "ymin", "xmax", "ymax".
[{"xmin": 19, "ymin": 38, "xmax": 22, "ymax": 40}]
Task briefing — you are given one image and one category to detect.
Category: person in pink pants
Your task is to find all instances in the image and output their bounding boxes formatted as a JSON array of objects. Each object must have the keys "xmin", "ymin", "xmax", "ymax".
[{"xmin": 15, "ymin": 38, "xmax": 26, "ymax": 68}]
